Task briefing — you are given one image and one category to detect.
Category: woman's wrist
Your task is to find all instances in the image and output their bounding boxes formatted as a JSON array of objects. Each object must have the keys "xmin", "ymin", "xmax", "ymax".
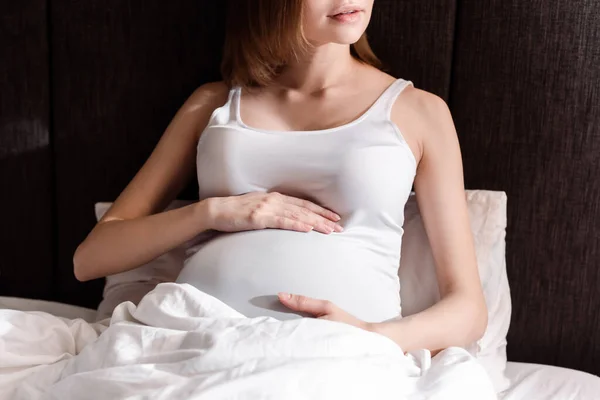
[
  {"xmin": 365, "ymin": 322, "xmax": 381, "ymax": 335},
  {"xmin": 365, "ymin": 321, "xmax": 405, "ymax": 352},
  {"xmin": 193, "ymin": 198, "xmax": 216, "ymax": 232}
]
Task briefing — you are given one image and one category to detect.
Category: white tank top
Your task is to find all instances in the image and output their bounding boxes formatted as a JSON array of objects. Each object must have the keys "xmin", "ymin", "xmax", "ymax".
[{"xmin": 176, "ymin": 79, "xmax": 416, "ymax": 322}]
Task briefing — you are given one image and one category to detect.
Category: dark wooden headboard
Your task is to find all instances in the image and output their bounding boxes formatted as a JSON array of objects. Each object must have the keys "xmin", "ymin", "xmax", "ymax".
[{"xmin": 1, "ymin": 0, "xmax": 598, "ymax": 375}]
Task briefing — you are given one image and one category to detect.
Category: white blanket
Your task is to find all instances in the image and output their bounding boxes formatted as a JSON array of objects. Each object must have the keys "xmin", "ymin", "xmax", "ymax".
[{"xmin": 0, "ymin": 283, "xmax": 496, "ymax": 399}]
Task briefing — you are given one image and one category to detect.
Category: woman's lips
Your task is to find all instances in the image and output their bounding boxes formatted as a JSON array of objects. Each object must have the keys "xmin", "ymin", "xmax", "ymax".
[{"xmin": 329, "ymin": 10, "xmax": 363, "ymax": 23}]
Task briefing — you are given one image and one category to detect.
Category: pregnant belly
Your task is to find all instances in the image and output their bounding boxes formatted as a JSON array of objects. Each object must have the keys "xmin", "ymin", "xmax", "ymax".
[{"xmin": 176, "ymin": 229, "xmax": 401, "ymax": 323}]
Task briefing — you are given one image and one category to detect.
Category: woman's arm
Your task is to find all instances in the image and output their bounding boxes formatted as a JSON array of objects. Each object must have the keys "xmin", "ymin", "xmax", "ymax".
[
  {"xmin": 371, "ymin": 90, "xmax": 488, "ymax": 352},
  {"xmin": 279, "ymin": 89, "xmax": 487, "ymax": 353},
  {"xmin": 73, "ymin": 82, "xmax": 230, "ymax": 281},
  {"xmin": 74, "ymin": 81, "xmax": 343, "ymax": 282}
]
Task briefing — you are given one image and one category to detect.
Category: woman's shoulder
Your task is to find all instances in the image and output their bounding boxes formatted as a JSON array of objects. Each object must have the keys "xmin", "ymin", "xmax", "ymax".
[
  {"xmin": 386, "ymin": 76, "xmax": 455, "ymax": 164},
  {"xmin": 382, "ymin": 73, "xmax": 446, "ymax": 115},
  {"xmin": 392, "ymin": 77, "xmax": 450, "ymax": 127},
  {"xmin": 363, "ymin": 68, "xmax": 446, "ymax": 111},
  {"xmin": 188, "ymin": 81, "xmax": 231, "ymax": 108}
]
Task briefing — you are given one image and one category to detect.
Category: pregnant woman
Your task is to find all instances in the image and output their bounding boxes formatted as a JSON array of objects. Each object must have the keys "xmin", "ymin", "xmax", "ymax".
[{"xmin": 74, "ymin": 0, "xmax": 487, "ymax": 355}]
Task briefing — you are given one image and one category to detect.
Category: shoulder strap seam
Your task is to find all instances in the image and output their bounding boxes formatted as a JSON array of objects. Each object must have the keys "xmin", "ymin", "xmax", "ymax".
[
  {"xmin": 232, "ymin": 86, "xmax": 242, "ymax": 123},
  {"xmin": 385, "ymin": 80, "xmax": 413, "ymax": 120}
]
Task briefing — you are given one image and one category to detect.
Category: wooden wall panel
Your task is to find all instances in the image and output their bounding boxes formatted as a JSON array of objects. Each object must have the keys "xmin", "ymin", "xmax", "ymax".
[
  {"xmin": 50, "ymin": 1, "xmax": 227, "ymax": 307},
  {"xmin": 368, "ymin": 0, "xmax": 457, "ymax": 99},
  {"xmin": 0, "ymin": 1, "xmax": 54, "ymax": 299},
  {"xmin": 450, "ymin": 0, "xmax": 600, "ymax": 374}
]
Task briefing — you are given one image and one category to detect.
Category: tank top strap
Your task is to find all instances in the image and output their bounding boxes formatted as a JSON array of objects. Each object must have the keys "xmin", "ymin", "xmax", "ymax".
[
  {"xmin": 370, "ymin": 78, "xmax": 414, "ymax": 120},
  {"xmin": 214, "ymin": 80, "xmax": 413, "ymax": 128},
  {"xmin": 207, "ymin": 86, "xmax": 242, "ymax": 127},
  {"xmin": 224, "ymin": 86, "xmax": 243, "ymax": 124},
  {"xmin": 231, "ymin": 86, "xmax": 243, "ymax": 124}
]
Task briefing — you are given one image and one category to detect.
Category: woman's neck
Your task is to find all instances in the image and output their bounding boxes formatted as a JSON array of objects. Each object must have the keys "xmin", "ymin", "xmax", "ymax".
[{"xmin": 276, "ymin": 43, "xmax": 360, "ymax": 93}]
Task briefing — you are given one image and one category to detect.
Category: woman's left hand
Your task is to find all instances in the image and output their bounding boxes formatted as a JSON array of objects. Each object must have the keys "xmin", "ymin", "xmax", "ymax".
[{"xmin": 277, "ymin": 292, "xmax": 371, "ymax": 331}]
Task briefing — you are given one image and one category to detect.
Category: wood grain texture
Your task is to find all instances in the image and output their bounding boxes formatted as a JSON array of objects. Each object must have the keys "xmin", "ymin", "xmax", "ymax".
[
  {"xmin": 368, "ymin": 0, "xmax": 457, "ymax": 99},
  {"xmin": 0, "ymin": 1, "xmax": 54, "ymax": 299},
  {"xmin": 450, "ymin": 0, "xmax": 600, "ymax": 374},
  {"xmin": 50, "ymin": 0, "xmax": 227, "ymax": 307}
]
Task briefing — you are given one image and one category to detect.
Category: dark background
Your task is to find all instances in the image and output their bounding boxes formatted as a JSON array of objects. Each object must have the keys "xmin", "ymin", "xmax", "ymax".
[{"xmin": 1, "ymin": 1, "xmax": 598, "ymax": 375}]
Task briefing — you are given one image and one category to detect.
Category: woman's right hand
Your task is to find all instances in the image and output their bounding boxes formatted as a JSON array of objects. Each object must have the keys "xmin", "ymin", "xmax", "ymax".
[{"xmin": 202, "ymin": 192, "xmax": 343, "ymax": 235}]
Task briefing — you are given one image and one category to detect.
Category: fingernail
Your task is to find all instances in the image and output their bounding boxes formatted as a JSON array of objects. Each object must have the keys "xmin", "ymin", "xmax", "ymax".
[
  {"xmin": 334, "ymin": 224, "xmax": 344, "ymax": 232},
  {"xmin": 334, "ymin": 215, "xmax": 341, "ymax": 221},
  {"xmin": 278, "ymin": 292, "xmax": 292, "ymax": 300}
]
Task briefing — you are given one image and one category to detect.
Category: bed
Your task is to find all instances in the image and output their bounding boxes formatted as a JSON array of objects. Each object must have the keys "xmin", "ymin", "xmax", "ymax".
[
  {"xmin": 501, "ymin": 363, "xmax": 600, "ymax": 400},
  {"xmin": 1, "ymin": 0, "xmax": 599, "ymax": 398},
  {"xmin": 2, "ymin": 295, "xmax": 599, "ymax": 399}
]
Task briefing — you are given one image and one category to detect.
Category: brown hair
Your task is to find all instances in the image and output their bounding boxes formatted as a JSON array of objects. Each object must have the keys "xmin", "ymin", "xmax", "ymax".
[{"xmin": 221, "ymin": 0, "xmax": 381, "ymax": 88}]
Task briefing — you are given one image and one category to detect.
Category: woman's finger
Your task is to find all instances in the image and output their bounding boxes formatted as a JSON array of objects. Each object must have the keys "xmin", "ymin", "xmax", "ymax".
[
  {"xmin": 269, "ymin": 216, "xmax": 314, "ymax": 233},
  {"xmin": 281, "ymin": 205, "xmax": 341, "ymax": 234},
  {"xmin": 277, "ymin": 293, "xmax": 334, "ymax": 317},
  {"xmin": 279, "ymin": 194, "xmax": 341, "ymax": 222}
]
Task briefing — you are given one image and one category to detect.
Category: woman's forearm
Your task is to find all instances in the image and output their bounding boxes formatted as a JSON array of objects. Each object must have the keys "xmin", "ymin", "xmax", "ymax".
[
  {"xmin": 73, "ymin": 200, "xmax": 211, "ymax": 282},
  {"xmin": 368, "ymin": 292, "xmax": 488, "ymax": 354}
]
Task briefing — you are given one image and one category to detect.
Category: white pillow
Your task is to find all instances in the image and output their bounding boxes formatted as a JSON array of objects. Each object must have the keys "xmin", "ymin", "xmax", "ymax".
[
  {"xmin": 399, "ymin": 190, "xmax": 511, "ymax": 393},
  {"xmin": 94, "ymin": 200, "xmax": 193, "ymax": 320}
]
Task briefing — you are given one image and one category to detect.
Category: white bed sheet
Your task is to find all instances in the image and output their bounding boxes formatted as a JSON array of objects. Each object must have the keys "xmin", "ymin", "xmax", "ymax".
[
  {"xmin": 2, "ymin": 295, "xmax": 599, "ymax": 399},
  {"xmin": 501, "ymin": 361, "xmax": 600, "ymax": 400},
  {"xmin": 1, "ymin": 284, "xmax": 496, "ymax": 399},
  {"xmin": 0, "ymin": 296, "xmax": 97, "ymax": 322}
]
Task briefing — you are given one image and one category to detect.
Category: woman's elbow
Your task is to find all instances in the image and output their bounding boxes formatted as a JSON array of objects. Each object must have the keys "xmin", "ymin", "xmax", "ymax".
[
  {"xmin": 470, "ymin": 295, "xmax": 489, "ymax": 342},
  {"xmin": 73, "ymin": 243, "xmax": 94, "ymax": 282}
]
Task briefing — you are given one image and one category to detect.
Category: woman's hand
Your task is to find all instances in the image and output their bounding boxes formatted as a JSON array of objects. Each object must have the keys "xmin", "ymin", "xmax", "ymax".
[
  {"xmin": 277, "ymin": 292, "xmax": 371, "ymax": 332},
  {"xmin": 203, "ymin": 192, "xmax": 343, "ymax": 235}
]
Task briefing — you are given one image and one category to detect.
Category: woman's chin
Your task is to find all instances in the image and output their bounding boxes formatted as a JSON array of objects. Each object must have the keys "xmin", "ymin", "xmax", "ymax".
[
  {"xmin": 323, "ymin": 33, "xmax": 367, "ymax": 46},
  {"xmin": 307, "ymin": 27, "xmax": 367, "ymax": 47}
]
